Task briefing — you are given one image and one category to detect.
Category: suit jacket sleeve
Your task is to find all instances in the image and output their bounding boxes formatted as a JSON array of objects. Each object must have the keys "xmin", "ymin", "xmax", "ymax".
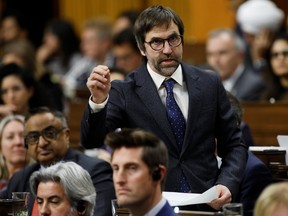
[
  {"xmin": 89, "ymin": 159, "xmax": 116, "ymax": 216},
  {"xmin": 80, "ymin": 103, "xmax": 108, "ymax": 149}
]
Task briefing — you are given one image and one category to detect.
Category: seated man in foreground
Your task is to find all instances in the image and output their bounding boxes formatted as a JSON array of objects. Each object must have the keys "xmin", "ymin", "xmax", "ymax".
[
  {"xmin": 106, "ymin": 128, "xmax": 179, "ymax": 216},
  {"xmin": 29, "ymin": 161, "xmax": 96, "ymax": 216}
]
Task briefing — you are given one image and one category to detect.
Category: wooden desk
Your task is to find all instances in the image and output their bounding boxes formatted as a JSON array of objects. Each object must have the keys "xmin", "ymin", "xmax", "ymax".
[
  {"xmin": 251, "ymin": 150, "xmax": 286, "ymax": 166},
  {"xmin": 179, "ymin": 210, "xmax": 222, "ymax": 216},
  {"xmin": 116, "ymin": 208, "xmax": 222, "ymax": 216},
  {"xmin": 250, "ymin": 149, "xmax": 288, "ymax": 181},
  {"xmin": 242, "ymin": 102, "xmax": 288, "ymax": 147},
  {"xmin": 0, "ymin": 199, "xmax": 13, "ymax": 216}
]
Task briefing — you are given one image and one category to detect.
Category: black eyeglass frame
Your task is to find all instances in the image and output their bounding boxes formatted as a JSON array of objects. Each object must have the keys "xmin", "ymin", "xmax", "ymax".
[
  {"xmin": 144, "ymin": 34, "xmax": 183, "ymax": 51},
  {"xmin": 24, "ymin": 126, "xmax": 66, "ymax": 146}
]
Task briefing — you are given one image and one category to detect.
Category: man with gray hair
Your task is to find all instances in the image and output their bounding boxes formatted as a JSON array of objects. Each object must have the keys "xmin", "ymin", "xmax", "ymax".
[
  {"xmin": 29, "ymin": 161, "xmax": 96, "ymax": 216},
  {"xmin": 206, "ymin": 28, "xmax": 266, "ymax": 101}
]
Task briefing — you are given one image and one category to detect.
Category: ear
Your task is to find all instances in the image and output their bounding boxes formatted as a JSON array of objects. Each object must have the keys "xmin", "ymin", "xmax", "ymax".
[
  {"xmin": 159, "ymin": 165, "xmax": 166, "ymax": 181},
  {"xmin": 140, "ymin": 49, "xmax": 146, "ymax": 56},
  {"xmin": 152, "ymin": 165, "xmax": 166, "ymax": 182},
  {"xmin": 63, "ymin": 128, "xmax": 70, "ymax": 145},
  {"xmin": 137, "ymin": 43, "xmax": 146, "ymax": 56}
]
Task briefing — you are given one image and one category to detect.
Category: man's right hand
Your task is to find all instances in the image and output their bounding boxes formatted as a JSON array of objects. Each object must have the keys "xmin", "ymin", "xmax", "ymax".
[{"xmin": 87, "ymin": 65, "xmax": 111, "ymax": 104}]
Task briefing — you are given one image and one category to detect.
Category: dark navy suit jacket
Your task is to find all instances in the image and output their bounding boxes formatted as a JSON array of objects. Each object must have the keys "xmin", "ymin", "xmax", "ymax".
[
  {"xmin": 0, "ymin": 148, "xmax": 116, "ymax": 216},
  {"xmin": 230, "ymin": 66, "xmax": 265, "ymax": 101},
  {"xmin": 157, "ymin": 201, "xmax": 179, "ymax": 216},
  {"xmin": 235, "ymin": 151, "xmax": 273, "ymax": 216},
  {"xmin": 81, "ymin": 63, "xmax": 248, "ymax": 205}
]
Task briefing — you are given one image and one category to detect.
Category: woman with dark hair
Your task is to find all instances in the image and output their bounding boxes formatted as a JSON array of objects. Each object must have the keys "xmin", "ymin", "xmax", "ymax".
[
  {"xmin": 36, "ymin": 18, "xmax": 81, "ymax": 79},
  {"xmin": 261, "ymin": 33, "xmax": 288, "ymax": 101},
  {"xmin": 0, "ymin": 63, "xmax": 56, "ymax": 117},
  {"xmin": 1, "ymin": 39, "xmax": 65, "ymax": 111}
]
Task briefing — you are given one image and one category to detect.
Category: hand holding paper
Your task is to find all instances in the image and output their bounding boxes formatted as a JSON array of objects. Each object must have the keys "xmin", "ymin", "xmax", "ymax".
[{"xmin": 162, "ymin": 186, "xmax": 217, "ymax": 206}]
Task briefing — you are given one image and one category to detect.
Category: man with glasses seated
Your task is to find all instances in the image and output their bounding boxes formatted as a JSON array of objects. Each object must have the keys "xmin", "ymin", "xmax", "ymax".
[{"xmin": 0, "ymin": 107, "xmax": 115, "ymax": 216}]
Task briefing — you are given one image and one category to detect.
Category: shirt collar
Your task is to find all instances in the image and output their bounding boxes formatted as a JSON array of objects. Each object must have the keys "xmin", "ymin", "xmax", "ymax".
[
  {"xmin": 144, "ymin": 197, "xmax": 167, "ymax": 216},
  {"xmin": 223, "ymin": 63, "xmax": 244, "ymax": 91},
  {"xmin": 147, "ymin": 63, "xmax": 184, "ymax": 90}
]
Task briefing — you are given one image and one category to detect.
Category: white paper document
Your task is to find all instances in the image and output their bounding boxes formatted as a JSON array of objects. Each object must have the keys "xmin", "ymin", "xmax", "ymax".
[
  {"xmin": 277, "ymin": 135, "xmax": 288, "ymax": 165},
  {"xmin": 249, "ymin": 146, "xmax": 287, "ymax": 151},
  {"xmin": 162, "ymin": 186, "xmax": 217, "ymax": 206}
]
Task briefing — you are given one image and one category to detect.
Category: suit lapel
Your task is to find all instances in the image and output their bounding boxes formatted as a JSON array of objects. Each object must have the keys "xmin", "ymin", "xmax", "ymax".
[
  {"xmin": 133, "ymin": 64, "xmax": 204, "ymax": 153},
  {"xmin": 134, "ymin": 66, "xmax": 178, "ymax": 150},
  {"xmin": 181, "ymin": 64, "xmax": 203, "ymax": 154}
]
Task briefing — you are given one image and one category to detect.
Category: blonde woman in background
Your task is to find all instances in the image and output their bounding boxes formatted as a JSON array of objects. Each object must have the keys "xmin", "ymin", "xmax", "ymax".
[
  {"xmin": 254, "ymin": 181, "xmax": 288, "ymax": 216},
  {"xmin": 0, "ymin": 115, "xmax": 34, "ymax": 191}
]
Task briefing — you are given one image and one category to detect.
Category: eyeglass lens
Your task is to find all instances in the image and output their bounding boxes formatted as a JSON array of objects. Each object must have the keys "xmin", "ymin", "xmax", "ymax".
[
  {"xmin": 25, "ymin": 126, "xmax": 64, "ymax": 145},
  {"xmin": 147, "ymin": 34, "xmax": 182, "ymax": 51}
]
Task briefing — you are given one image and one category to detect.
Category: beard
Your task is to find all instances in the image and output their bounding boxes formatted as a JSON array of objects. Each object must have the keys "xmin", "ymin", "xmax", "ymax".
[{"xmin": 150, "ymin": 54, "xmax": 181, "ymax": 77}]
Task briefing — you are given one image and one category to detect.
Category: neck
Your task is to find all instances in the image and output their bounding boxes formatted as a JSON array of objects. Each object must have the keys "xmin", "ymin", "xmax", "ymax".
[{"xmin": 129, "ymin": 189, "xmax": 162, "ymax": 216}]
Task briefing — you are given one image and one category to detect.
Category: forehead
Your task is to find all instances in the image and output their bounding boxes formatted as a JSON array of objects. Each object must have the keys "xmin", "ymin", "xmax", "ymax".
[
  {"xmin": 37, "ymin": 181, "xmax": 65, "ymax": 198},
  {"xmin": 112, "ymin": 147, "xmax": 144, "ymax": 165},
  {"xmin": 145, "ymin": 22, "xmax": 180, "ymax": 40},
  {"xmin": 25, "ymin": 113, "xmax": 61, "ymax": 131},
  {"xmin": 272, "ymin": 39, "xmax": 288, "ymax": 50},
  {"xmin": 208, "ymin": 34, "xmax": 234, "ymax": 50},
  {"xmin": 2, "ymin": 75, "xmax": 23, "ymax": 85},
  {"xmin": 3, "ymin": 120, "xmax": 23, "ymax": 131}
]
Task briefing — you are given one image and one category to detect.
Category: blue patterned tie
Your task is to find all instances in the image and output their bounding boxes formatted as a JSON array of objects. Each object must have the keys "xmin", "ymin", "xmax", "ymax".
[{"xmin": 163, "ymin": 79, "xmax": 190, "ymax": 192}]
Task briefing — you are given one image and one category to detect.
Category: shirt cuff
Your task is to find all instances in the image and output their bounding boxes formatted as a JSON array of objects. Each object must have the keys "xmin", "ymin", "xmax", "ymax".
[{"xmin": 88, "ymin": 96, "xmax": 109, "ymax": 113}]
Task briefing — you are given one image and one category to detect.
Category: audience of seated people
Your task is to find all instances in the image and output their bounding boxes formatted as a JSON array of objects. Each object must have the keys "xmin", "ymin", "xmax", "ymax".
[
  {"xmin": 206, "ymin": 28, "xmax": 266, "ymax": 101},
  {"xmin": 36, "ymin": 18, "xmax": 82, "ymax": 83},
  {"xmin": 112, "ymin": 9, "xmax": 140, "ymax": 36},
  {"xmin": 63, "ymin": 17, "xmax": 114, "ymax": 98},
  {"xmin": 29, "ymin": 161, "xmax": 96, "ymax": 216},
  {"xmin": 261, "ymin": 33, "xmax": 288, "ymax": 102},
  {"xmin": 0, "ymin": 114, "xmax": 34, "ymax": 192},
  {"xmin": 0, "ymin": 63, "xmax": 57, "ymax": 118},
  {"xmin": 236, "ymin": 0, "xmax": 285, "ymax": 73},
  {"xmin": 0, "ymin": 13, "xmax": 29, "ymax": 46},
  {"xmin": 254, "ymin": 181, "xmax": 288, "ymax": 216},
  {"xmin": 112, "ymin": 27, "xmax": 144, "ymax": 75},
  {"xmin": 1, "ymin": 39, "xmax": 65, "ymax": 111},
  {"xmin": 0, "ymin": 106, "xmax": 115, "ymax": 216}
]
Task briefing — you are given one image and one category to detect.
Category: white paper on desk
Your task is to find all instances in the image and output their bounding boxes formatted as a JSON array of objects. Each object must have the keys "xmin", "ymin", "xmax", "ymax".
[
  {"xmin": 162, "ymin": 186, "xmax": 217, "ymax": 206},
  {"xmin": 249, "ymin": 146, "xmax": 286, "ymax": 151},
  {"xmin": 277, "ymin": 135, "xmax": 288, "ymax": 165}
]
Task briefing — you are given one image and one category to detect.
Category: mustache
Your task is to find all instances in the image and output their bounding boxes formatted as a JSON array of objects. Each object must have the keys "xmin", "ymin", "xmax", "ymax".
[{"xmin": 159, "ymin": 56, "xmax": 178, "ymax": 63}]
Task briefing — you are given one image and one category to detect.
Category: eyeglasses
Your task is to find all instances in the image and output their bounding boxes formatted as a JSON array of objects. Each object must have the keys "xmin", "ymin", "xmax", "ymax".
[
  {"xmin": 271, "ymin": 50, "xmax": 288, "ymax": 59},
  {"xmin": 24, "ymin": 126, "xmax": 66, "ymax": 146},
  {"xmin": 144, "ymin": 34, "xmax": 182, "ymax": 51}
]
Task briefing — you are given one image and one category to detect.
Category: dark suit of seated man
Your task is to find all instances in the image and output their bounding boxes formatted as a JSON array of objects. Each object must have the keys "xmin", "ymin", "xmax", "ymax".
[
  {"xmin": 0, "ymin": 107, "xmax": 116, "ymax": 216},
  {"xmin": 235, "ymin": 151, "xmax": 272, "ymax": 216},
  {"xmin": 227, "ymin": 91, "xmax": 273, "ymax": 216}
]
